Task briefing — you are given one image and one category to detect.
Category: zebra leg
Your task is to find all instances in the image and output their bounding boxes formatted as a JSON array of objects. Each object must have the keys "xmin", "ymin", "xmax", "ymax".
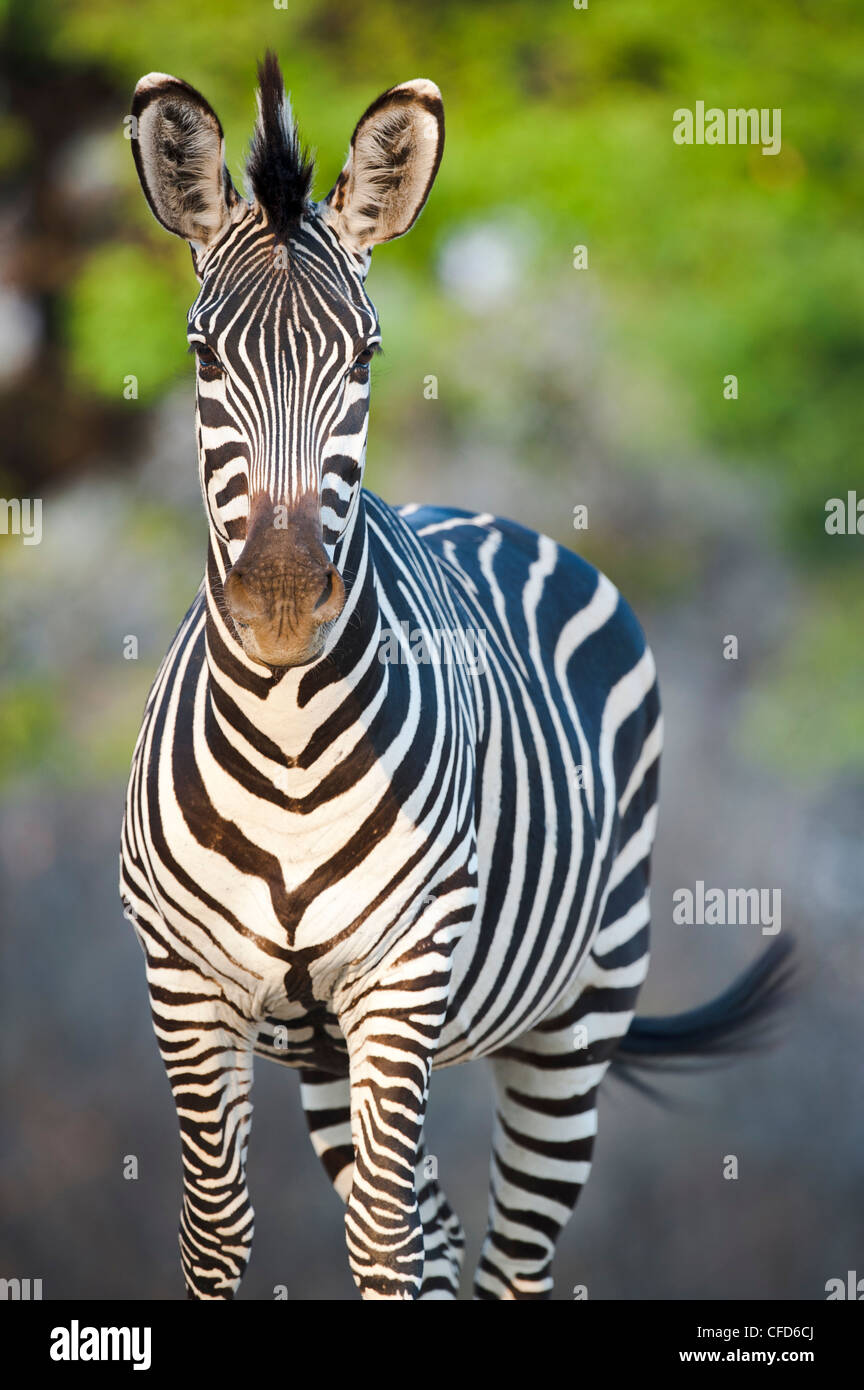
[
  {"xmin": 299, "ymin": 1069, "xmax": 354, "ymax": 1202},
  {"xmin": 476, "ymin": 959, "xmax": 646, "ymax": 1299},
  {"xmin": 152, "ymin": 977, "xmax": 257, "ymax": 1299},
  {"xmin": 337, "ymin": 983, "xmax": 448, "ymax": 1300},
  {"xmin": 300, "ymin": 1068, "xmax": 464, "ymax": 1298},
  {"xmin": 414, "ymin": 1141, "xmax": 466, "ymax": 1298}
]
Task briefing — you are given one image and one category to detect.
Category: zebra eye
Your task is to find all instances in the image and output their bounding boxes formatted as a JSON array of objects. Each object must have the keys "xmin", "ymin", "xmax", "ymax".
[
  {"xmin": 192, "ymin": 343, "xmax": 222, "ymax": 373},
  {"xmin": 351, "ymin": 346, "xmax": 376, "ymax": 372}
]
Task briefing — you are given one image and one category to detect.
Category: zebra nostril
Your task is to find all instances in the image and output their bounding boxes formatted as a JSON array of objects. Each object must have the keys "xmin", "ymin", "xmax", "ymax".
[{"xmin": 314, "ymin": 568, "xmax": 334, "ymax": 611}]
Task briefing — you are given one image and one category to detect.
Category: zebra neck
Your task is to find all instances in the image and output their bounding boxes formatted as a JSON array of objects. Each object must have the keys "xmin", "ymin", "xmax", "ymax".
[{"xmin": 201, "ymin": 491, "xmax": 382, "ymax": 745}]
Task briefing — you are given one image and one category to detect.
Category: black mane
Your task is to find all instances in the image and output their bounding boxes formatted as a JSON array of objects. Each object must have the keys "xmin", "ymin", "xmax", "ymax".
[{"xmin": 245, "ymin": 51, "xmax": 314, "ymax": 242}]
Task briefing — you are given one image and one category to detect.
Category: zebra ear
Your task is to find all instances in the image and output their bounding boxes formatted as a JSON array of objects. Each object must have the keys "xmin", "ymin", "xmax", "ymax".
[
  {"xmin": 130, "ymin": 73, "xmax": 239, "ymax": 251},
  {"xmin": 322, "ymin": 80, "xmax": 444, "ymax": 253}
]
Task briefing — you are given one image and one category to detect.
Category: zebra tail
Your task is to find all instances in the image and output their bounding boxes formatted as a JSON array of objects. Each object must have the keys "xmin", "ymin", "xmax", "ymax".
[{"xmin": 609, "ymin": 937, "xmax": 796, "ymax": 1102}]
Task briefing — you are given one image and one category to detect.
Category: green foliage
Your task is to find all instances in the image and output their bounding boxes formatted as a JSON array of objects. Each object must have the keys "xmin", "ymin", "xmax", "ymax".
[
  {"xmin": 65, "ymin": 244, "xmax": 190, "ymax": 400},
  {"xmin": 6, "ymin": 0, "xmax": 863, "ymax": 787},
  {"xmin": 51, "ymin": 0, "xmax": 863, "ymax": 554},
  {"xmin": 0, "ymin": 112, "xmax": 31, "ymax": 175},
  {"xmin": 738, "ymin": 573, "xmax": 864, "ymax": 778},
  {"xmin": 0, "ymin": 679, "xmax": 63, "ymax": 783}
]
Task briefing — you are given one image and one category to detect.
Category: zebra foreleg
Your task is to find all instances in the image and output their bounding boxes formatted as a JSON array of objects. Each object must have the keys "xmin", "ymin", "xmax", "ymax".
[
  {"xmin": 151, "ymin": 976, "xmax": 257, "ymax": 1299},
  {"xmin": 337, "ymin": 973, "xmax": 453, "ymax": 1300},
  {"xmin": 299, "ymin": 1068, "xmax": 464, "ymax": 1298}
]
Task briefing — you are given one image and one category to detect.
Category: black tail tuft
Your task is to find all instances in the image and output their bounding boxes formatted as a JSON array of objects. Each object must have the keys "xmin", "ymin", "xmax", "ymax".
[{"xmin": 610, "ymin": 937, "xmax": 796, "ymax": 1101}]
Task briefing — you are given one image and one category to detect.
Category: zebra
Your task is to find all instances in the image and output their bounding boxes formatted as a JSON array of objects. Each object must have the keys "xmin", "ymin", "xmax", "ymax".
[{"xmin": 120, "ymin": 53, "xmax": 792, "ymax": 1301}]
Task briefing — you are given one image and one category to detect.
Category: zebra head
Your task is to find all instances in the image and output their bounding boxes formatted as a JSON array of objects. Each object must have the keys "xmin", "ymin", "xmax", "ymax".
[{"xmin": 130, "ymin": 54, "xmax": 444, "ymax": 668}]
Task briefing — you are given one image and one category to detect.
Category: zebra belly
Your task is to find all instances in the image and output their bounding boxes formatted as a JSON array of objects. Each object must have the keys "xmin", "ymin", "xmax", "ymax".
[
  {"xmin": 437, "ymin": 713, "xmax": 607, "ymax": 1065},
  {"xmin": 397, "ymin": 503, "xmax": 660, "ymax": 1065}
]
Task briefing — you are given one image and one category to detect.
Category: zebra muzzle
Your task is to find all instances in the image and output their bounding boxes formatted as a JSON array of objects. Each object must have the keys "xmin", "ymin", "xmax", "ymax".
[{"xmin": 223, "ymin": 492, "xmax": 345, "ymax": 668}]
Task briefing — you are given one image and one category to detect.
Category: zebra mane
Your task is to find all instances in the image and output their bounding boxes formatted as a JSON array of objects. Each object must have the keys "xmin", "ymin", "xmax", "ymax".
[{"xmin": 245, "ymin": 51, "xmax": 314, "ymax": 242}]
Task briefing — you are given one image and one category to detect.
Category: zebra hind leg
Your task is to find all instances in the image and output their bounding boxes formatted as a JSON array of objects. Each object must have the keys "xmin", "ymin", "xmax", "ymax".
[
  {"xmin": 475, "ymin": 843, "xmax": 652, "ymax": 1301},
  {"xmin": 299, "ymin": 1068, "xmax": 465, "ymax": 1299},
  {"xmin": 415, "ymin": 1141, "xmax": 466, "ymax": 1298},
  {"xmin": 476, "ymin": 968, "xmax": 645, "ymax": 1299}
]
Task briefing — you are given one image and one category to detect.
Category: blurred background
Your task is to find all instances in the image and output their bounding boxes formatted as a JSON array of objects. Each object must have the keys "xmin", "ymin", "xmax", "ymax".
[{"xmin": 1, "ymin": 0, "xmax": 862, "ymax": 1300}]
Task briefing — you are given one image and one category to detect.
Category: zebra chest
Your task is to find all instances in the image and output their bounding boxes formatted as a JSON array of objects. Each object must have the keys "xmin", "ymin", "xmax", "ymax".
[
  {"xmin": 149, "ymin": 734, "xmax": 475, "ymax": 1007},
  {"xmin": 133, "ymin": 612, "xmax": 479, "ymax": 1012}
]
